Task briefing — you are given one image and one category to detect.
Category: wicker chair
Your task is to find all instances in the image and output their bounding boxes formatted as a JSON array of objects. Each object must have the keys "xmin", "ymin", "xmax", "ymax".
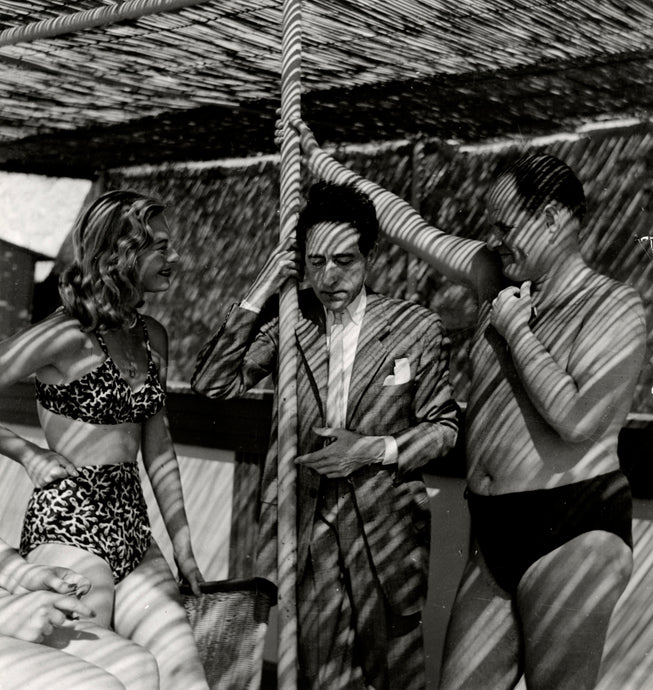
[{"xmin": 181, "ymin": 577, "xmax": 277, "ymax": 690}]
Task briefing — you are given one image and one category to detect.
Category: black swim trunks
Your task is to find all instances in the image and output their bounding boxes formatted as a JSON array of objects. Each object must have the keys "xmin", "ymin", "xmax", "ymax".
[
  {"xmin": 466, "ymin": 470, "xmax": 632, "ymax": 594},
  {"xmin": 19, "ymin": 463, "xmax": 152, "ymax": 582}
]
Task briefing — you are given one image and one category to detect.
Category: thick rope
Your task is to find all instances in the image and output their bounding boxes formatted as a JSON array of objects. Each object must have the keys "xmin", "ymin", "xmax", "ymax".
[
  {"xmin": 0, "ymin": 0, "xmax": 213, "ymax": 47},
  {"xmin": 301, "ymin": 133, "xmax": 485, "ymax": 286},
  {"xmin": 277, "ymin": 0, "xmax": 302, "ymax": 687}
]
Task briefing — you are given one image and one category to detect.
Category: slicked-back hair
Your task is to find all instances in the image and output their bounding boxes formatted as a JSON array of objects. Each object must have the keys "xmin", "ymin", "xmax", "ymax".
[
  {"xmin": 296, "ymin": 182, "xmax": 379, "ymax": 258},
  {"xmin": 59, "ymin": 190, "xmax": 165, "ymax": 332},
  {"xmin": 499, "ymin": 153, "xmax": 587, "ymax": 223}
]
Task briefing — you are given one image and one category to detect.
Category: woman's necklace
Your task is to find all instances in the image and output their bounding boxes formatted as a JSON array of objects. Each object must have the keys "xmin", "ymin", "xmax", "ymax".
[
  {"xmin": 126, "ymin": 353, "xmax": 137, "ymax": 379},
  {"xmin": 122, "ymin": 331, "xmax": 139, "ymax": 379},
  {"xmin": 105, "ymin": 325, "xmax": 140, "ymax": 379}
]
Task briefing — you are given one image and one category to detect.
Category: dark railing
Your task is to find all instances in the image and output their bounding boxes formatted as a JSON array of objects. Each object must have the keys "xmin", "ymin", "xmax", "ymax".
[
  {"xmin": 0, "ymin": 381, "xmax": 272, "ymax": 454},
  {"xmin": 2, "ymin": 381, "xmax": 652, "ymax": 497}
]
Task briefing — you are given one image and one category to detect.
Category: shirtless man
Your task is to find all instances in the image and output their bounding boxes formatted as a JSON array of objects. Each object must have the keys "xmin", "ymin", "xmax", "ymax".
[{"xmin": 288, "ymin": 121, "xmax": 646, "ymax": 689}]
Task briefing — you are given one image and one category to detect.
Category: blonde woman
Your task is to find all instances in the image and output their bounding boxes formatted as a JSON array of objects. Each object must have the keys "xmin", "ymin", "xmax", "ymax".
[{"xmin": 0, "ymin": 191, "xmax": 208, "ymax": 689}]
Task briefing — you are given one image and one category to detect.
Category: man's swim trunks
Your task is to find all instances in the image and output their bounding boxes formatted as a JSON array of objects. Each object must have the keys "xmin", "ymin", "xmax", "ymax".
[{"xmin": 466, "ymin": 470, "xmax": 632, "ymax": 593}]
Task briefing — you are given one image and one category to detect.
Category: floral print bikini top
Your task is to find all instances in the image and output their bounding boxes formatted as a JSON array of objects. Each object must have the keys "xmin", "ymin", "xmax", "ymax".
[{"xmin": 35, "ymin": 315, "xmax": 166, "ymax": 425}]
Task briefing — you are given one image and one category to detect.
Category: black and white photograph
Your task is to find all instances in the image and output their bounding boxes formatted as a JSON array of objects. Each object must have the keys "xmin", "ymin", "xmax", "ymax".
[{"xmin": 0, "ymin": 2, "xmax": 652, "ymax": 688}]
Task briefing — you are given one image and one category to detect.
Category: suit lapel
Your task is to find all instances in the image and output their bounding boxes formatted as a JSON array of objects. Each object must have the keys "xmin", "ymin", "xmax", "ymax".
[
  {"xmin": 346, "ymin": 292, "xmax": 391, "ymax": 425},
  {"xmin": 293, "ymin": 297, "xmax": 327, "ymax": 579},
  {"xmin": 295, "ymin": 303, "xmax": 328, "ymax": 424}
]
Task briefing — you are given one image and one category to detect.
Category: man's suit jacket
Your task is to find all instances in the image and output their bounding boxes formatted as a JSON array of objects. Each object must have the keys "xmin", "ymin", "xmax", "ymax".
[{"xmin": 192, "ymin": 288, "xmax": 458, "ymax": 615}]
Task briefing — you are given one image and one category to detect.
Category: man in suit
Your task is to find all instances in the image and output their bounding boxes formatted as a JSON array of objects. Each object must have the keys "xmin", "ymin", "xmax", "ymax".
[{"xmin": 192, "ymin": 181, "xmax": 459, "ymax": 689}]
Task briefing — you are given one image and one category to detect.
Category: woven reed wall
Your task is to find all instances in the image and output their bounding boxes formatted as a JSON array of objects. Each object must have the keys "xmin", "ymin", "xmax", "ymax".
[{"xmin": 105, "ymin": 123, "xmax": 653, "ymax": 413}]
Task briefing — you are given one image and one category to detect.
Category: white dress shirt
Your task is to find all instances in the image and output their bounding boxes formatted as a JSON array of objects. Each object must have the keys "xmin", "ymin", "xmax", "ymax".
[
  {"xmin": 325, "ymin": 290, "xmax": 398, "ymax": 466},
  {"xmin": 325, "ymin": 288, "xmax": 366, "ymax": 425}
]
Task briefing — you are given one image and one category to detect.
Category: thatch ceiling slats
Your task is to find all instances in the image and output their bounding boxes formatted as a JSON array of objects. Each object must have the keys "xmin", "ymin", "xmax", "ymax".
[{"xmin": 0, "ymin": 0, "xmax": 650, "ymax": 175}]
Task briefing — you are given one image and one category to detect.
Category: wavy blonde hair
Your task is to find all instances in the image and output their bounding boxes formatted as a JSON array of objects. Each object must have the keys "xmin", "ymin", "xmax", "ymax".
[{"xmin": 59, "ymin": 190, "xmax": 165, "ymax": 331}]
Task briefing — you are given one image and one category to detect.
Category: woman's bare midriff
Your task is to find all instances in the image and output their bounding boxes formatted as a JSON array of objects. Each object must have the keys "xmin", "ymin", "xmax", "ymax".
[{"xmin": 38, "ymin": 406, "xmax": 141, "ymax": 467}]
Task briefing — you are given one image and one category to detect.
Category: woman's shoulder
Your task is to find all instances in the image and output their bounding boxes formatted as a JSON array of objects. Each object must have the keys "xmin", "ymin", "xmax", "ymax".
[
  {"xmin": 0, "ymin": 309, "xmax": 88, "ymax": 381},
  {"xmin": 42, "ymin": 306, "xmax": 78, "ymax": 326},
  {"xmin": 44, "ymin": 309, "xmax": 92, "ymax": 353},
  {"xmin": 11, "ymin": 308, "xmax": 83, "ymax": 344}
]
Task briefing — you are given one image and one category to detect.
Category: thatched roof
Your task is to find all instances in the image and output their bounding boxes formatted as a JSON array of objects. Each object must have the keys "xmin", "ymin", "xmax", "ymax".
[{"xmin": 0, "ymin": 0, "xmax": 652, "ymax": 176}]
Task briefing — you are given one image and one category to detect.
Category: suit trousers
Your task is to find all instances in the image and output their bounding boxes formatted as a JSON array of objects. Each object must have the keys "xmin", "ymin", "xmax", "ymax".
[{"xmin": 297, "ymin": 476, "xmax": 426, "ymax": 690}]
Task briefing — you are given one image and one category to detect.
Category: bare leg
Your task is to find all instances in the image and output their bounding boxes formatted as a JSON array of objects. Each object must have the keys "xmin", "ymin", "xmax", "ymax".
[
  {"xmin": 114, "ymin": 542, "xmax": 208, "ymax": 690},
  {"xmin": 439, "ymin": 544, "xmax": 522, "ymax": 690},
  {"xmin": 25, "ymin": 544, "xmax": 159, "ymax": 690},
  {"xmin": 0, "ymin": 636, "xmax": 125, "ymax": 690},
  {"xmin": 26, "ymin": 543, "xmax": 115, "ymax": 626},
  {"xmin": 516, "ymin": 530, "xmax": 632, "ymax": 690},
  {"xmin": 42, "ymin": 620, "xmax": 159, "ymax": 690}
]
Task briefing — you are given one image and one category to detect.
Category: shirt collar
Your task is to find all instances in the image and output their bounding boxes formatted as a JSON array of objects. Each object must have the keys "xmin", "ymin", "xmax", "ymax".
[{"xmin": 325, "ymin": 287, "xmax": 366, "ymax": 327}]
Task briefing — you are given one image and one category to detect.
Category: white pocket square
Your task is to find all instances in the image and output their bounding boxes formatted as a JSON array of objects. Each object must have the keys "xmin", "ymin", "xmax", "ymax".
[{"xmin": 383, "ymin": 357, "xmax": 411, "ymax": 386}]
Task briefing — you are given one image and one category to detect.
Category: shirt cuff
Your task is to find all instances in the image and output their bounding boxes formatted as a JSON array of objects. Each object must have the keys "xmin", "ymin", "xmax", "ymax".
[
  {"xmin": 381, "ymin": 436, "xmax": 399, "ymax": 466},
  {"xmin": 240, "ymin": 299, "xmax": 261, "ymax": 314}
]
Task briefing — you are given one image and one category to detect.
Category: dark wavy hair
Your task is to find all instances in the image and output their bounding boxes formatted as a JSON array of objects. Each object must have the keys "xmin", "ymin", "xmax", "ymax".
[
  {"xmin": 59, "ymin": 190, "xmax": 165, "ymax": 331},
  {"xmin": 499, "ymin": 152, "xmax": 587, "ymax": 222},
  {"xmin": 296, "ymin": 181, "xmax": 379, "ymax": 258}
]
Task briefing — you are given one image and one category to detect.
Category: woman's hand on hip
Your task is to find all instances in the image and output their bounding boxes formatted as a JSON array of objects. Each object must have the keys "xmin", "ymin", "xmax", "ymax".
[{"xmin": 22, "ymin": 446, "xmax": 78, "ymax": 488}]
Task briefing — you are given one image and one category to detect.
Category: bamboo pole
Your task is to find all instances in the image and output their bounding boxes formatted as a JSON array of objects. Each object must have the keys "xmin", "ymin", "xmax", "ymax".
[
  {"xmin": 277, "ymin": 0, "xmax": 302, "ymax": 687},
  {"xmin": 0, "ymin": 0, "xmax": 214, "ymax": 47}
]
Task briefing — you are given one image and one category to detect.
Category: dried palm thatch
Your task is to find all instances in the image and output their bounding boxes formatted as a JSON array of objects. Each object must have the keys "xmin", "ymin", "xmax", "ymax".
[{"xmin": 0, "ymin": 1, "xmax": 651, "ymax": 175}]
